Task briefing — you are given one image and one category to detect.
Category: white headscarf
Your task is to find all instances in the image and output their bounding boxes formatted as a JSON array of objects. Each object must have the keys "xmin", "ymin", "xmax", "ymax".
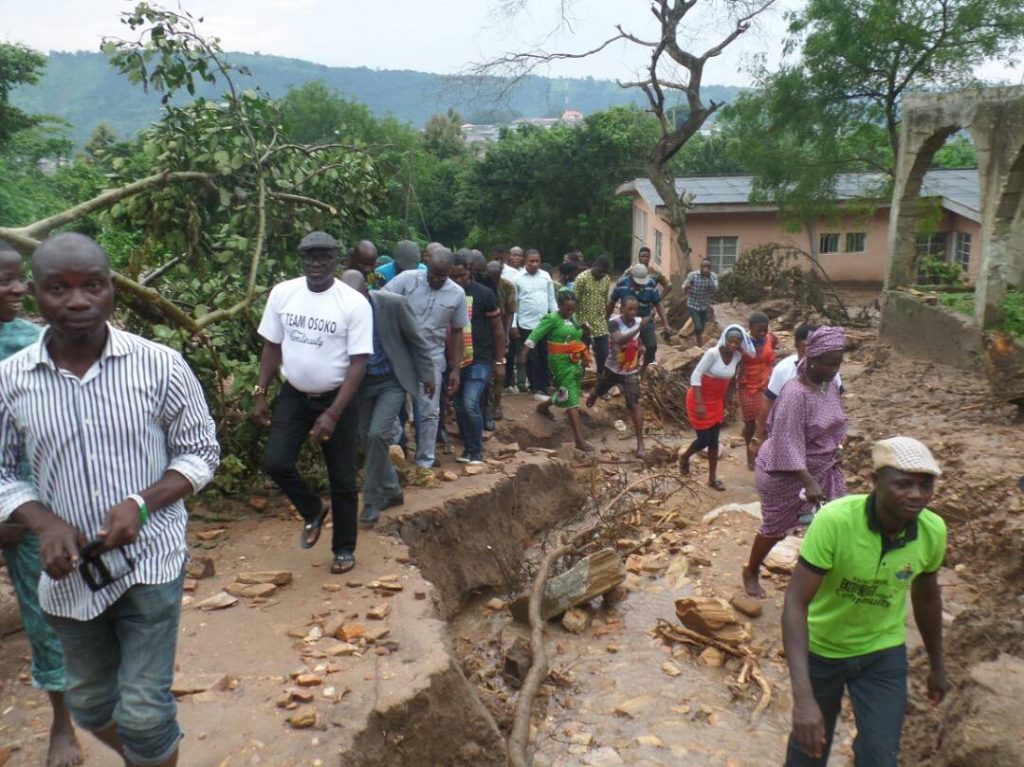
[{"xmin": 717, "ymin": 323, "xmax": 755, "ymax": 356}]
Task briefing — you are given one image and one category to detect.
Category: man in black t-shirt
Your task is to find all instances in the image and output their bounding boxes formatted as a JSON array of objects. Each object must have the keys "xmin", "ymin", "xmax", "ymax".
[{"xmin": 450, "ymin": 252, "xmax": 505, "ymax": 464}]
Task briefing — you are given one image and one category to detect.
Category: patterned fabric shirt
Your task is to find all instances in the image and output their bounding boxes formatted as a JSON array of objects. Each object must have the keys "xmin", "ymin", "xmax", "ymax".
[
  {"xmin": 0, "ymin": 325, "xmax": 220, "ymax": 620},
  {"xmin": 0, "ymin": 318, "xmax": 42, "ymax": 479},
  {"xmin": 496, "ymin": 277, "xmax": 517, "ymax": 317},
  {"xmin": 0, "ymin": 317, "xmax": 41, "ymax": 360},
  {"xmin": 573, "ymin": 269, "xmax": 612, "ymax": 337},
  {"xmin": 684, "ymin": 270, "xmax": 719, "ymax": 310}
]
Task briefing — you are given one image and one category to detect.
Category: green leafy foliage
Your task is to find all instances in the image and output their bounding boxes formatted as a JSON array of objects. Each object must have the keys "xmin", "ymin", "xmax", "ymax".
[
  {"xmin": 0, "ymin": 42, "xmax": 47, "ymax": 144},
  {"xmin": 464, "ymin": 106, "xmax": 658, "ymax": 265},
  {"xmin": 940, "ymin": 289, "xmax": 1024, "ymax": 335}
]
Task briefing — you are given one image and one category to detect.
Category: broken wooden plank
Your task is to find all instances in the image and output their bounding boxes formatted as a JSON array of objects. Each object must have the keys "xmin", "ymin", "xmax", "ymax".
[{"xmin": 510, "ymin": 548, "xmax": 625, "ymax": 623}]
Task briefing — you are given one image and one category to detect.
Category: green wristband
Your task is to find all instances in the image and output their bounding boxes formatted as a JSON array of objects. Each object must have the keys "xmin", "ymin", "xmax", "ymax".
[{"xmin": 128, "ymin": 494, "xmax": 149, "ymax": 527}]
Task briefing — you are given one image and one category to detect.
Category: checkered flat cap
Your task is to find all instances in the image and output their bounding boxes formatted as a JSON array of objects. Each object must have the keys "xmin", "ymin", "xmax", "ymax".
[
  {"xmin": 298, "ymin": 231, "xmax": 339, "ymax": 253},
  {"xmin": 872, "ymin": 436, "xmax": 942, "ymax": 477}
]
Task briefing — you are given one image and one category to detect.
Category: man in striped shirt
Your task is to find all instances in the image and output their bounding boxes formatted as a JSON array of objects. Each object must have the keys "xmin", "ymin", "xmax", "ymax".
[{"xmin": 0, "ymin": 233, "xmax": 220, "ymax": 767}]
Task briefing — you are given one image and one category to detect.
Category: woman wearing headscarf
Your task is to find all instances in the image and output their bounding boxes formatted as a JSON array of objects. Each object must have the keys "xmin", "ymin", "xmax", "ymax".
[
  {"xmin": 738, "ymin": 311, "xmax": 777, "ymax": 469},
  {"xmin": 742, "ymin": 325, "xmax": 848, "ymax": 599},
  {"xmin": 519, "ymin": 288, "xmax": 594, "ymax": 451},
  {"xmin": 679, "ymin": 324, "xmax": 751, "ymax": 491}
]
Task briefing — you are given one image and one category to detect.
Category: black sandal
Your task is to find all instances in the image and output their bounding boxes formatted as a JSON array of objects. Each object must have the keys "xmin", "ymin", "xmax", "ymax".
[
  {"xmin": 299, "ymin": 505, "xmax": 329, "ymax": 549},
  {"xmin": 330, "ymin": 552, "xmax": 355, "ymax": 574},
  {"xmin": 709, "ymin": 479, "xmax": 726, "ymax": 492}
]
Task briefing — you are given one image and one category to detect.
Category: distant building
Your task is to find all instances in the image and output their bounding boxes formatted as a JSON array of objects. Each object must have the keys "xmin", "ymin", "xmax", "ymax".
[
  {"xmin": 616, "ymin": 169, "xmax": 981, "ymax": 285},
  {"xmin": 461, "ymin": 123, "xmax": 501, "ymax": 146}
]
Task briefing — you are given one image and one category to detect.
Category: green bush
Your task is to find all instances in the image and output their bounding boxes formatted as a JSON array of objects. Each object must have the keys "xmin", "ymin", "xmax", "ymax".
[{"xmin": 939, "ymin": 289, "xmax": 1024, "ymax": 336}]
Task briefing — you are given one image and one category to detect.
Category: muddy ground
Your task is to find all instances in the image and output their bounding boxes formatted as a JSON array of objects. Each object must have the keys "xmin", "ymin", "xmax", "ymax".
[{"xmin": 1, "ymin": 295, "xmax": 1022, "ymax": 766}]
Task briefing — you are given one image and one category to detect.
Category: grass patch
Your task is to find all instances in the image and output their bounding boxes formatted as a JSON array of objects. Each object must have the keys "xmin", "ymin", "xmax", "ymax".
[{"xmin": 939, "ymin": 289, "xmax": 1024, "ymax": 336}]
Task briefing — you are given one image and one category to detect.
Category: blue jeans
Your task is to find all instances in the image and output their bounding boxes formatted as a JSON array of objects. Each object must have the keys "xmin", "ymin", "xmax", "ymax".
[
  {"xmin": 47, "ymin": 571, "xmax": 185, "ymax": 767},
  {"xmin": 453, "ymin": 361, "xmax": 493, "ymax": 458},
  {"xmin": 785, "ymin": 645, "xmax": 908, "ymax": 767}
]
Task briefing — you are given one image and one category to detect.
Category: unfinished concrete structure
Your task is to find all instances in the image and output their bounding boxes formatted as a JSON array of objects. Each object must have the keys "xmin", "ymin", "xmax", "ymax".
[
  {"xmin": 885, "ymin": 86, "xmax": 1024, "ymax": 327},
  {"xmin": 882, "ymin": 88, "xmax": 1024, "ymax": 410}
]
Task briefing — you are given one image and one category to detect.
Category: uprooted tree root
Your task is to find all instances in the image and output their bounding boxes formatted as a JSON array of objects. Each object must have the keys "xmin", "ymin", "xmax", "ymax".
[
  {"xmin": 655, "ymin": 619, "xmax": 772, "ymax": 726},
  {"xmin": 506, "ymin": 472, "xmax": 693, "ymax": 767}
]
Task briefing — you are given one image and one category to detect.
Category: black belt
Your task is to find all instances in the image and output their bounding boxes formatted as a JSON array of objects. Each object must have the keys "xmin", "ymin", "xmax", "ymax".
[{"xmin": 285, "ymin": 382, "xmax": 339, "ymax": 400}]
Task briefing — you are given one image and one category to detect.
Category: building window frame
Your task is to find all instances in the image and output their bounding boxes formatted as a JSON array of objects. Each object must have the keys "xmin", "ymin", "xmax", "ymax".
[
  {"xmin": 954, "ymin": 231, "xmax": 971, "ymax": 270},
  {"xmin": 844, "ymin": 232, "xmax": 866, "ymax": 253},
  {"xmin": 706, "ymin": 236, "xmax": 738, "ymax": 274},
  {"xmin": 915, "ymin": 232, "xmax": 949, "ymax": 259},
  {"xmin": 819, "ymin": 232, "xmax": 840, "ymax": 254}
]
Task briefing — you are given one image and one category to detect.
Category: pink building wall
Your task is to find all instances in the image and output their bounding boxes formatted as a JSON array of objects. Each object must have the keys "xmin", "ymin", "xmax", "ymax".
[{"xmin": 629, "ymin": 196, "xmax": 981, "ymax": 285}]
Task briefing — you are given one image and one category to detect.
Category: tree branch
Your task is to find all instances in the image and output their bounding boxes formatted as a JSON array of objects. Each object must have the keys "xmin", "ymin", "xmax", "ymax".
[
  {"xmin": 112, "ymin": 272, "xmax": 201, "ymax": 333},
  {"xmin": 195, "ymin": 177, "xmax": 267, "ymax": 329},
  {"xmin": 5, "ymin": 171, "xmax": 214, "ymax": 242},
  {"xmin": 266, "ymin": 191, "xmax": 337, "ymax": 214}
]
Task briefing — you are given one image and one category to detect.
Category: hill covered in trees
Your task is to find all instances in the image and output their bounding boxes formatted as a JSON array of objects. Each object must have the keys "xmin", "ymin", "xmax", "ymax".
[{"xmin": 11, "ymin": 50, "xmax": 743, "ymax": 144}]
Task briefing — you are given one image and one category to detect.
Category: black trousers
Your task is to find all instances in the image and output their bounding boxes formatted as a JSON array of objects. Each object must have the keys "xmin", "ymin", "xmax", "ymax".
[
  {"xmin": 640, "ymin": 320, "xmax": 658, "ymax": 365},
  {"xmin": 590, "ymin": 334, "xmax": 610, "ymax": 379},
  {"xmin": 262, "ymin": 382, "xmax": 358, "ymax": 555},
  {"xmin": 520, "ymin": 327, "xmax": 550, "ymax": 392}
]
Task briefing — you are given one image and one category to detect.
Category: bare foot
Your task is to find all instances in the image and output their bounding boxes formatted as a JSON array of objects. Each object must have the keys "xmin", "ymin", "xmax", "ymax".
[
  {"xmin": 635, "ymin": 446, "xmax": 646, "ymax": 459},
  {"xmin": 679, "ymin": 459, "xmax": 690, "ymax": 476},
  {"xmin": 742, "ymin": 566, "xmax": 766, "ymax": 599},
  {"xmin": 48, "ymin": 725, "xmax": 82, "ymax": 767},
  {"xmin": 536, "ymin": 402, "xmax": 556, "ymax": 422},
  {"xmin": 575, "ymin": 441, "xmax": 595, "ymax": 452}
]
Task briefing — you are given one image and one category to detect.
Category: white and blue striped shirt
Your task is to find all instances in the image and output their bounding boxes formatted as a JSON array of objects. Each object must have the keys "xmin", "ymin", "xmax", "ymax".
[{"xmin": 0, "ymin": 325, "xmax": 220, "ymax": 619}]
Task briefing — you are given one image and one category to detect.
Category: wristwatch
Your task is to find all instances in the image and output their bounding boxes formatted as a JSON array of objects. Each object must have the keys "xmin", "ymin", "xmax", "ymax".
[{"xmin": 252, "ymin": 384, "xmax": 268, "ymax": 397}]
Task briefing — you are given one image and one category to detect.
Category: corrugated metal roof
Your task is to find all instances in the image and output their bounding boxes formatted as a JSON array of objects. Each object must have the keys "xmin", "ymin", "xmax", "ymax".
[{"xmin": 617, "ymin": 169, "xmax": 980, "ymax": 221}]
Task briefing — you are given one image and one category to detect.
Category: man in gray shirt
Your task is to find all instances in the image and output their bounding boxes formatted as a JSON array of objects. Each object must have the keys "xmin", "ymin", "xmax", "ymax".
[{"xmin": 384, "ymin": 248, "xmax": 468, "ymax": 471}]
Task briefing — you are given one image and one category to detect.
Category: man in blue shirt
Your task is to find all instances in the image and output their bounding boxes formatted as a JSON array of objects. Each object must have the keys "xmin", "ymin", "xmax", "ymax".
[
  {"xmin": 608, "ymin": 264, "xmax": 674, "ymax": 373},
  {"xmin": 373, "ymin": 239, "xmax": 426, "ymax": 289}
]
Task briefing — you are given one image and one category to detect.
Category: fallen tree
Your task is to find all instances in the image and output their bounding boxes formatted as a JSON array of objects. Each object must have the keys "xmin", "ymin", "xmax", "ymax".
[{"xmin": 0, "ymin": 4, "xmax": 383, "ymax": 490}]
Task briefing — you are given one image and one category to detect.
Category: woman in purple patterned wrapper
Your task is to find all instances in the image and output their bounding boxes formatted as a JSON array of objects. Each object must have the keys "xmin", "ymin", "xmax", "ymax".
[{"xmin": 742, "ymin": 326, "xmax": 848, "ymax": 599}]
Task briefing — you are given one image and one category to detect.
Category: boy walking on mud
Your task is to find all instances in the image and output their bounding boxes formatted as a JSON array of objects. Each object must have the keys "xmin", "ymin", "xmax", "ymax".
[{"xmin": 783, "ymin": 436, "xmax": 947, "ymax": 766}]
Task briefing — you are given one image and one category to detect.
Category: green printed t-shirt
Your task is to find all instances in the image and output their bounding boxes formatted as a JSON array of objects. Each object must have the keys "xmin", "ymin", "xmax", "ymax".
[{"xmin": 799, "ymin": 493, "xmax": 946, "ymax": 659}]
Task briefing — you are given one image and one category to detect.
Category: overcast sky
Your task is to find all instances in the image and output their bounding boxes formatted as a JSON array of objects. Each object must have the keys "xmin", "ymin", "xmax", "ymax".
[{"xmin": 1, "ymin": 0, "xmax": 1020, "ymax": 87}]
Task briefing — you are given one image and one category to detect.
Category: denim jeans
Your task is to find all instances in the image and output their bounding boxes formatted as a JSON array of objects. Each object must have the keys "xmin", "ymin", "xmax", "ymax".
[
  {"xmin": 453, "ymin": 361, "xmax": 493, "ymax": 458},
  {"xmin": 47, "ymin": 571, "xmax": 185, "ymax": 767},
  {"xmin": 411, "ymin": 354, "xmax": 446, "ymax": 468},
  {"xmin": 358, "ymin": 373, "xmax": 407, "ymax": 513},
  {"xmin": 785, "ymin": 645, "xmax": 908, "ymax": 767},
  {"xmin": 262, "ymin": 382, "xmax": 359, "ymax": 554}
]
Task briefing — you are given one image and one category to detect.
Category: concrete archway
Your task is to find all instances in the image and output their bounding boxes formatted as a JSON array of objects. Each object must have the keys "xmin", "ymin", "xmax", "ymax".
[{"xmin": 886, "ymin": 87, "xmax": 1024, "ymax": 328}]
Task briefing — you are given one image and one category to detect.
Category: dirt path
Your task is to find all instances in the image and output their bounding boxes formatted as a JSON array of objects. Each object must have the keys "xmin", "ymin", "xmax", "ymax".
[{"xmin": 1, "ymin": 319, "xmax": 1021, "ymax": 766}]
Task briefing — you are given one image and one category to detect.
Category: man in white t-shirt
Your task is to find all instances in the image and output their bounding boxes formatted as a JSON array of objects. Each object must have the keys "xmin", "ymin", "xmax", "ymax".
[{"xmin": 254, "ymin": 231, "xmax": 373, "ymax": 574}]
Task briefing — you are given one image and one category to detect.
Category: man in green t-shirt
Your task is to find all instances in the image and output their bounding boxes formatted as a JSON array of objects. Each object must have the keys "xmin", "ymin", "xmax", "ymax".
[{"xmin": 783, "ymin": 436, "xmax": 947, "ymax": 767}]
